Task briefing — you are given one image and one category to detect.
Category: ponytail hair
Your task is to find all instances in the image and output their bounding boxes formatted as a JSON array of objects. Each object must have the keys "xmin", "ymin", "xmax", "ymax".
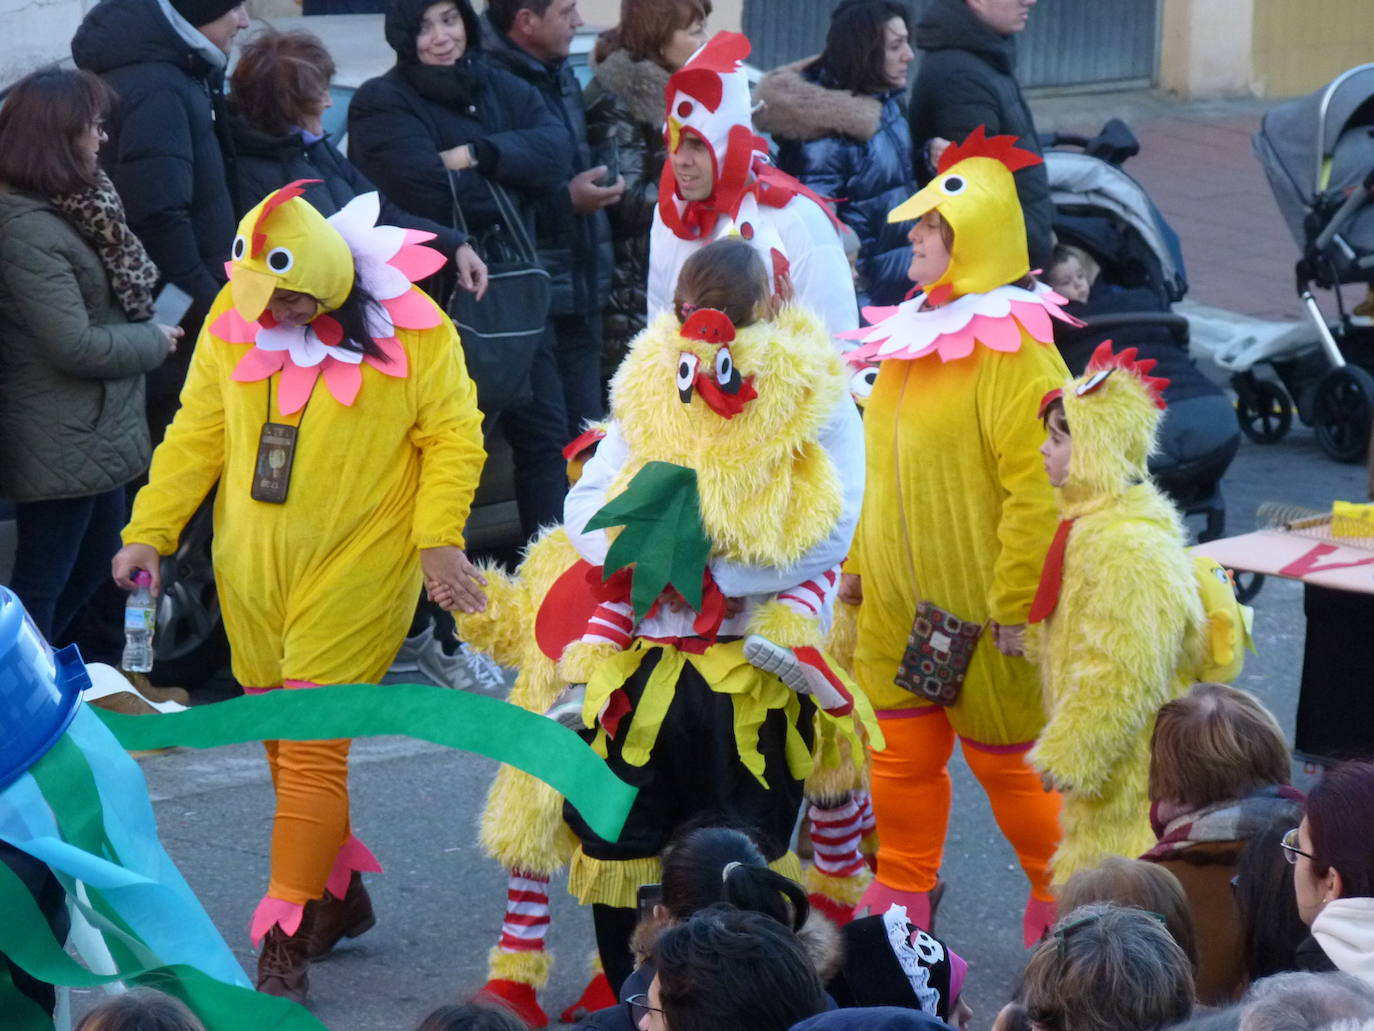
[
  {"xmin": 672, "ymin": 238, "xmax": 772, "ymax": 329},
  {"xmin": 722, "ymin": 861, "xmax": 810, "ymax": 933},
  {"xmin": 660, "ymin": 826, "xmax": 808, "ymax": 933}
]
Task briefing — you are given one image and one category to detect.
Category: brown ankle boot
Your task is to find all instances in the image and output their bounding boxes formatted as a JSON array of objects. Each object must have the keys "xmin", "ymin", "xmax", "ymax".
[
  {"xmin": 256, "ymin": 921, "xmax": 312, "ymax": 1004},
  {"xmin": 305, "ymin": 872, "xmax": 376, "ymax": 960}
]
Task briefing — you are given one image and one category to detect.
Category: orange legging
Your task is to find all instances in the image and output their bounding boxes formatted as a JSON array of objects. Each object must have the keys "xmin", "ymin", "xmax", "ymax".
[{"xmin": 868, "ymin": 709, "xmax": 1061, "ymax": 902}]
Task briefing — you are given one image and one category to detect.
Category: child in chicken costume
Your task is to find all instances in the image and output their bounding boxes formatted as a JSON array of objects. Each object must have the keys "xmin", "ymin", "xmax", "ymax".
[
  {"xmin": 1027, "ymin": 343, "xmax": 1206, "ymax": 884},
  {"xmin": 843, "ymin": 129, "xmax": 1075, "ymax": 945},
  {"xmin": 118, "ymin": 181, "xmax": 486, "ymax": 1001},
  {"xmin": 647, "ymin": 31, "xmax": 857, "ymax": 342}
]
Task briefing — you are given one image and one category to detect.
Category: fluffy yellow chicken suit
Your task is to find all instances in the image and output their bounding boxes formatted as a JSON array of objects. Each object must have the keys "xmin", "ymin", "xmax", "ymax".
[
  {"xmin": 844, "ymin": 129, "xmax": 1071, "ymax": 943},
  {"xmin": 122, "ymin": 184, "xmax": 485, "ymax": 993},
  {"xmin": 1026, "ymin": 344, "xmax": 1206, "ymax": 884}
]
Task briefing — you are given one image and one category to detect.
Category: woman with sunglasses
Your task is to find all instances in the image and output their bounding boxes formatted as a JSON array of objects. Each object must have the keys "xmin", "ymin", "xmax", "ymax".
[{"xmin": 1286, "ymin": 759, "xmax": 1374, "ymax": 985}]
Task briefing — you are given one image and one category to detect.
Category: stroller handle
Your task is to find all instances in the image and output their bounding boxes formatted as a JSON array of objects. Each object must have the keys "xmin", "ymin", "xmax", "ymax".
[
  {"xmin": 1314, "ymin": 166, "xmax": 1374, "ymax": 254},
  {"xmin": 1057, "ymin": 311, "xmax": 1190, "ymax": 349}
]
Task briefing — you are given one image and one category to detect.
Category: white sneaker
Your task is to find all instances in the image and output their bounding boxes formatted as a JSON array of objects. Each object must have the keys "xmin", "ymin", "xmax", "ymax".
[
  {"xmin": 544, "ymin": 684, "xmax": 587, "ymax": 729},
  {"xmin": 743, "ymin": 636, "xmax": 855, "ymax": 716}
]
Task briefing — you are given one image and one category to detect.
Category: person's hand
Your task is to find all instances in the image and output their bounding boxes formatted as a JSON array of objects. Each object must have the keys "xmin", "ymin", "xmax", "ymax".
[
  {"xmin": 925, "ymin": 136, "xmax": 952, "ymax": 171},
  {"xmin": 723, "ymin": 596, "xmax": 745, "ymax": 618},
  {"xmin": 657, "ymin": 586, "xmax": 688, "ymax": 613},
  {"xmin": 440, "ymin": 144, "xmax": 476, "ymax": 171},
  {"xmin": 839, "ymin": 573, "xmax": 862, "ymax": 606},
  {"xmin": 420, "ymin": 546, "xmax": 487, "ymax": 613},
  {"xmin": 991, "ymin": 621, "xmax": 1025, "ymax": 657},
  {"xmin": 569, "ymin": 168, "xmax": 625, "ymax": 214},
  {"xmin": 112, "ymin": 542, "xmax": 162, "ymax": 595},
  {"xmin": 454, "ymin": 243, "xmax": 489, "ymax": 301},
  {"xmin": 157, "ymin": 324, "xmax": 183, "ymax": 354}
]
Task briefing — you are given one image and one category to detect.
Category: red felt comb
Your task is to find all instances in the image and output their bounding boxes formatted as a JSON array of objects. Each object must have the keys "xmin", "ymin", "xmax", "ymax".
[
  {"xmin": 665, "ymin": 32, "xmax": 751, "ymax": 112},
  {"xmin": 1084, "ymin": 340, "xmax": 1170, "ymax": 409},
  {"xmin": 936, "ymin": 125, "xmax": 1042, "ymax": 175},
  {"xmin": 680, "ymin": 308, "xmax": 736, "ymax": 344},
  {"xmin": 251, "ymin": 179, "xmax": 321, "ymax": 258}
]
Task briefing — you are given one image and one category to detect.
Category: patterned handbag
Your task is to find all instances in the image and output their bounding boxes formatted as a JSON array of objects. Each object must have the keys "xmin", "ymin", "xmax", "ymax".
[{"xmin": 894, "ymin": 600, "xmax": 986, "ymax": 706}]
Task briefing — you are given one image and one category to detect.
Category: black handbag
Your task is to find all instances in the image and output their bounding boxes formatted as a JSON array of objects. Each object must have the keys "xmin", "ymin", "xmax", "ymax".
[{"xmin": 446, "ymin": 172, "xmax": 551, "ymax": 416}]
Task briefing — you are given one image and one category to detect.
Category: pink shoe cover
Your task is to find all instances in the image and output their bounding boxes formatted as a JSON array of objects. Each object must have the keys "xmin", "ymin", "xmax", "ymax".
[
  {"xmin": 324, "ymin": 835, "xmax": 383, "ymax": 898},
  {"xmin": 852, "ymin": 878, "xmax": 934, "ymax": 928},
  {"xmin": 1024, "ymin": 895, "xmax": 1058, "ymax": 947},
  {"xmin": 250, "ymin": 895, "xmax": 305, "ymax": 947}
]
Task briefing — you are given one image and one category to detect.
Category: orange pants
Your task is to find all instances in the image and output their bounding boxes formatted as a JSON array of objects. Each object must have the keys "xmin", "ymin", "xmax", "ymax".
[{"xmin": 868, "ymin": 709, "xmax": 1060, "ymax": 902}]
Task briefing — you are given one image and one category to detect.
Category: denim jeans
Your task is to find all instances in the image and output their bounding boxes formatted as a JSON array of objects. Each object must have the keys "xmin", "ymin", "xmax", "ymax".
[
  {"xmin": 553, "ymin": 311, "xmax": 607, "ymax": 439},
  {"xmin": 8, "ymin": 485, "xmax": 127, "ymax": 641},
  {"xmin": 498, "ymin": 324, "xmax": 571, "ymax": 538}
]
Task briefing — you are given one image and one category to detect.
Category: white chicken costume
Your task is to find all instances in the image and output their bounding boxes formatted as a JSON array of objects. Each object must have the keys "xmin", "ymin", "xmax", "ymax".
[
  {"xmin": 123, "ymin": 181, "xmax": 485, "ymax": 998},
  {"xmin": 646, "ymin": 32, "xmax": 858, "ymax": 344}
]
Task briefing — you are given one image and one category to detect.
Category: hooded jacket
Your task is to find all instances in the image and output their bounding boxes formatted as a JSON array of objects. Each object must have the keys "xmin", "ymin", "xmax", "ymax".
[
  {"xmin": 71, "ymin": 0, "xmax": 237, "ymax": 311},
  {"xmin": 909, "ymin": 0, "xmax": 1052, "ymax": 270},
  {"xmin": 583, "ymin": 46, "xmax": 671, "ymax": 370},
  {"xmin": 1312, "ymin": 897, "xmax": 1374, "ymax": 987},
  {"xmin": 481, "ymin": 13, "xmax": 613, "ymax": 317},
  {"xmin": 0, "ymin": 190, "xmax": 169, "ymax": 501},
  {"xmin": 347, "ymin": 0, "xmax": 570, "ymax": 258},
  {"xmin": 756, "ymin": 59, "xmax": 916, "ymax": 306}
]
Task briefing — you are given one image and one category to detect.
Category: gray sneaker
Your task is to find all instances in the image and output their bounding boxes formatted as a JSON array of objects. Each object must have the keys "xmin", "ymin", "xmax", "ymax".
[
  {"xmin": 389, "ymin": 630, "xmax": 427, "ymax": 674},
  {"xmin": 418, "ymin": 636, "xmax": 508, "ymax": 697},
  {"xmin": 544, "ymin": 684, "xmax": 587, "ymax": 729}
]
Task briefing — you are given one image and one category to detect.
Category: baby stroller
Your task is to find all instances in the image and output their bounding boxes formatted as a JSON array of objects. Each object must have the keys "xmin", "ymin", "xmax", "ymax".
[
  {"xmin": 1043, "ymin": 120, "xmax": 1241, "ymax": 541},
  {"xmin": 1247, "ymin": 63, "xmax": 1374, "ymax": 463}
]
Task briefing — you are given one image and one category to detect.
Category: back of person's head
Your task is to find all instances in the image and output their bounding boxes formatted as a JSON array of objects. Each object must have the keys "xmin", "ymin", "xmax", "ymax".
[
  {"xmin": 0, "ymin": 67, "xmax": 114, "ymax": 196},
  {"xmin": 487, "ymin": 0, "xmax": 553, "ymax": 35},
  {"xmin": 1059, "ymin": 856, "xmax": 1199, "ymax": 972},
  {"xmin": 385, "ymin": 0, "xmax": 481, "ymax": 62},
  {"xmin": 653, "ymin": 905, "xmax": 827, "ymax": 1031},
  {"xmin": 672, "ymin": 238, "xmax": 772, "ymax": 328},
  {"xmin": 595, "ymin": 0, "xmax": 712, "ymax": 64},
  {"xmin": 230, "ymin": 30, "xmax": 336, "ymax": 137},
  {"xmin": 1165, "ymin": 1010, "xmax": 1243, "ymax": 1031},
  {"xmin": 414, "ymin": 1001, "xmax": 530, "ymax": 1031},
  {"xmin": 1021, "ymin": 903, "xmax": 1195, "ymax": 1031},
  {"xmin": 74, "ymin": 991, "xmax": 206, "ymax": 1031},
  {"xmin": 1305, "ymin": 759, "xmax": 1374, "ymax": 899},
  {"xmin": 1149, "ymin": 682, "xmax": 1291, "ymax": 809},
  {"xmin": 791, "ymin": 1006, "xmax": 950, "ymax": 1031},
  {"xmin": 1239, "ymin": 971, "xmax": 1374, "ymax": 1031},
  {"xmin": 660, "ymin": 825, "xmax": 809, "ymax": 931},
  {"xmin": 814, "ymin": 0, "xmax": 911, "ymax": 94},
  {"xmin": 1235, "ymin": 816, "xmax": 1310, "ymax": 982}
]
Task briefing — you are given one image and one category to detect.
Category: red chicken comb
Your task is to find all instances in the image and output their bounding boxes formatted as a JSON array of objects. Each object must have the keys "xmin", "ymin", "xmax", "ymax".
[
  {"xmin": 1084, "ymin": 340, "xmax": 1170, "ymax": 409},
  {"xmin": 251, "ymin": 179, "xmax": 321, "ymax": 258},
  {"xmin": 936, "ymin": 125, "xmax": 1043, "ymax": 175},
  {"xmin": 680, "ymin": 307, "xmax": 736, "ymax": 344}
]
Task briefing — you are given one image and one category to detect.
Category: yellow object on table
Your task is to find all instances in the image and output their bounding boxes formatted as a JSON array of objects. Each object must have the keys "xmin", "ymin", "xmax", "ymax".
[{"xmin": 1332, "ymin": 501, "xmax": 1374, "ymax": 539}]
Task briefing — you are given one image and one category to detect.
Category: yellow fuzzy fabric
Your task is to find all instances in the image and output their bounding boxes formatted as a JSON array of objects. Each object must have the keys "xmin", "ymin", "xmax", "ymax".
[
  {"xmin": 803, "ymin": 726, "xmax": 866, "ymax": 801},
  {"xmin": 607, "ymin": 306, "xmax": 847, "ymax": 568},
  {"xmin": 805, "ymin": 863, "xmax": 871, "ymax": 906},
  {"xmin": 746, "ymin": 600, "xmax": 823, "ymax": 649},
  {"xmin": 558, "ymin": 639, "xmax": 624, "ymax": 687},
  {"xmin": 824, "ymin": 598, "xmax": 859, "ymax": 674},
  {"xmin": 567, "ymin": 847, "xmax": 803, "ymax": 908},
  {"xmin": 487, "ymin": 946, "xmax": 554, "ymax": 989},
  {"xmin": 1029, "ymin": 365, "xmax": 1205, "ymax": 884},
  {"xmin": 479, "ymin": 766, "xmax": 578, "ymax": 876}
]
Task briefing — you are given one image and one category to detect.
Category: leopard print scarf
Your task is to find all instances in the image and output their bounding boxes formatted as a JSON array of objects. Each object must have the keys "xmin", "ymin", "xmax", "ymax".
[{"xmin": 51, "ymin": 171, "xmax": 159, "ymax": 322}]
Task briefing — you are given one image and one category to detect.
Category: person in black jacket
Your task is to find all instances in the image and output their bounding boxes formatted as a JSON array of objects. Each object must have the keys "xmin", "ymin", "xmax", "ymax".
[
  {"xmin": 483, "ymin": 0, "xmax": 622, "ymax": 436},
  {"xmin": 755, "ymin": 0, "xmax": 917, "ymax": 307},
  {"xmin": 908, "ymin": 0, "xmax": 1053, "ymax": 272},
  {"xmin": 349, "ymin": 0, "xmax": 575, "ymax": 538}
]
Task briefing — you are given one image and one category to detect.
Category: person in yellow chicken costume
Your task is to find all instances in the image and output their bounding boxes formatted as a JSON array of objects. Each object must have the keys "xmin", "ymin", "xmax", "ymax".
[
  {"xmin": 843, "ymin": 128, "xmax": 1076, "ymax": 946},
  {"xmin": 1027, "ymin": 341, "xmax": 1206, "ymax": 885},
  {"xmin": 111, "ymin": 180, "xmax": 487, "ymax": 1003}
]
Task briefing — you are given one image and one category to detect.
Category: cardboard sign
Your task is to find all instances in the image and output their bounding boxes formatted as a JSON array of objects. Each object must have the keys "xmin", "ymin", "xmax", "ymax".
[{"xmin": 1192, "ymin": 531, "xmax": 1374, "ymax": 595}]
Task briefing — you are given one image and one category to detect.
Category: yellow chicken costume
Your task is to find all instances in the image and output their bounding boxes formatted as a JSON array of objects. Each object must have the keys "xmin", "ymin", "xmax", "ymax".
[
  {"xmin": 1026, "ymin": 342, "xmax": 1206, "ymax": 884},
  {"xmin": 843, "ymin": 129, "xmax": 1074, "ymax": 944},
  {"xmin": 122, "ymin": 182, "xmax": 485, "ymax": 997}
]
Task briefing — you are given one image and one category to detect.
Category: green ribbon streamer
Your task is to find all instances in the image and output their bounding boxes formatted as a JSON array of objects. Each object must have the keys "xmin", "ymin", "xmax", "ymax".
[
  {"xmin": 0, "ymin": 960, "xmax": 55, "ymax": 1031},
  {"xmin": 0, "ymin": 861, "xmax": 327, "ymax": 1031},
  {"xmin": 94, "ymin": 682, "xmax": 637, "ymax": 842}
]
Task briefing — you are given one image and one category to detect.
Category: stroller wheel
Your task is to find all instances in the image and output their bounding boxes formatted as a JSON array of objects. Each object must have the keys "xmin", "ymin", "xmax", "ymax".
[
  {"xmin": 1235, "ymin": 379, "xmax": 1291, "ymax": 444},
  {"xmin": 1313, "ymin": 365, "xmax": 1374, "ymax": 463}
]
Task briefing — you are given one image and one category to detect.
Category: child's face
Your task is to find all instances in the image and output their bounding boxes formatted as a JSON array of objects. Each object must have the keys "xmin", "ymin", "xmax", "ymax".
[
  {"xmin": 1048, "ymin": 255, "xmax": 1090, "ymax": 303},
  {"xmin": 1041, "ymin": 407, "xmax": 1072, "ymax": 488},
  {"xmin": 907, "ymin": 210, "xmax": 952, "ymax": 288}
]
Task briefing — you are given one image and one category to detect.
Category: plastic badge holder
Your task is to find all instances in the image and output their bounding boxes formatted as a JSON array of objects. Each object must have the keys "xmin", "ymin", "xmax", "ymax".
[{"xmin": 0, "ymin": 585, "xmax": 90, "ymax": 789}]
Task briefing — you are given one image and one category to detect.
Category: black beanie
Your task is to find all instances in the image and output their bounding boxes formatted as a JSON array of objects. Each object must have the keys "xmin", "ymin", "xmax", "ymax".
[
  {"xmin": 384, "ymin": 0, "xmax": 481, "ymax": 63},
  {"xmin": 170, "ymin": 0, "xmax": 241, "ymax": 28}
]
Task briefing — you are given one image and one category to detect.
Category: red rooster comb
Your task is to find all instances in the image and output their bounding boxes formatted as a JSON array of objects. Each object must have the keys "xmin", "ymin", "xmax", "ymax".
[
  {"xmin": 667, "ymin": 32, "xmax": 751, "ymax": 112},
  {"xmin": 250, "ymin": 178, "xmax": 320, "ymax": 258},
  {"xmin": 1084, "ymin": 340, "xmax": 1170, "ymax": 409},
  {"xmin": 680, "ymin": 307, "xmax": 736, "ymax": 344},
  {"xmin": 936, "ymin": 126, "xmax": 1043, "ymax": 175}
]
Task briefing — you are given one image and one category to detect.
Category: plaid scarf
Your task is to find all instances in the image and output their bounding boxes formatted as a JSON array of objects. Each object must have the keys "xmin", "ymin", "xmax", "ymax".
[
  {"xmin": 51, "ymin": 170, "xmax": 158, "ymax": 322},
  {"xmin": 1141, "ymin": 784, "xmax": 1305, "ymax": 861}
]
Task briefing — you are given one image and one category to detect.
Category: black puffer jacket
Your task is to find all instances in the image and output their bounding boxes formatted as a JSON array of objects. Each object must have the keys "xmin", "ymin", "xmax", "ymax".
[
  {"xmin": 583, "ymin": 47, "xmax": 669, "ymax": 372},
  {"xmin": 908, "ymin": 0, "xmax": 1053, "ymax": 270},
  {"xmin": 757, "ymin": 59, "xmax": 916, "ymax": 307},
  {"xmin": 348, "ymin": 0, "xmax": 571, "ymax": 262},
  {"xmin": 482, "ymin": 14, "xmax": 612, "ymax": 318},
  {"xmin": 71, "ymin": 0, "xmax": 236, "ymax": 311}
]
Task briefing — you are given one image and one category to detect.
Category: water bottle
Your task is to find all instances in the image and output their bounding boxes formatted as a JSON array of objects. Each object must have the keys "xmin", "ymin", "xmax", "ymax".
[{"xmin": 122, "ymin": 571, "xmax": 156, "ymax": 673}]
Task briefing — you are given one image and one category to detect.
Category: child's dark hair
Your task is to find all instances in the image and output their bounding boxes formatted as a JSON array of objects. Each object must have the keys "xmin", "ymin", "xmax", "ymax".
[
  {"xmin": 74, "ymin": 990, "xmax": 206, "ymax": 1031},
  {"xmin": 1040, "ymin": 394, "xmax": 1066, "ymax": 428},
  {"xmin": 415, "ymin": 1002, "xmax": 529, "ymax": 1031},
  {"xmin": 327, "ymin": 279, "xmax": 392, "ymax": 364},
  {"xmin": 672, "ymin": 238, "xmax": 771, "ymax": 328},
  {"xmin": 660, "ymin": 825, "xmax": 809, "ymax": 933}
]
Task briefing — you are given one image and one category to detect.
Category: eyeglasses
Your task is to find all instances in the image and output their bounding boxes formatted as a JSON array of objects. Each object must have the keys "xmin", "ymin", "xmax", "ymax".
[
  {"xmin": 624, "ymin": 993, "xmax": 665, "ymax": 1027},
  {"xmin": 1280, "ymin": 827, "xmax": 1315, "ymax": 865}
]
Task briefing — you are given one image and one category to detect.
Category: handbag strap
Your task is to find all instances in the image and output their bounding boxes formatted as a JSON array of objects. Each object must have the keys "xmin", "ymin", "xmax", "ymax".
[
  {"xmin": 446, "ymin": 170, "xmax": 539, "ymax": 265},
  {"xmin": 445, "ymin": 169, "xmax": 472, "ymax": 238}
]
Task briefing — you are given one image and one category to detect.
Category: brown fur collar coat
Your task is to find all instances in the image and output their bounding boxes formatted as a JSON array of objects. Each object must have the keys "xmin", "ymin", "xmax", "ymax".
[{"xmin": 754, "ymin": 58, "xmax": 882, "ymax": 143}]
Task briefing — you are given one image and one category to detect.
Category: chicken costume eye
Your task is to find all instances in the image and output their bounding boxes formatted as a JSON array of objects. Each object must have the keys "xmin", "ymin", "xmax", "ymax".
[
  {"xmin": 267, "ymin": 247, "xmax": 295, "ymax": 273},
  {"xmin": 713, "ymin": 345, "xmax": 743, "ymax": 394},
  {"xmin": 850, "ymin": 365, "xmax": 879, "ymax": 401},
  {"xmin": 938, "ymin": 174, "xmax": 967, "ymax": 196},
  {"xmin": 677, "ymin": 352, "xmax": 699, "ymax": 403},
  {"xmin": 231, "ymin": 235, "xmax": 247, "ymax": 261}
]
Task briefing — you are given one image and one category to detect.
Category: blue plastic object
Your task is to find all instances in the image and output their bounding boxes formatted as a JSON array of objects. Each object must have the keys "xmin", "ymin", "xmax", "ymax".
[{"xmin": 0, "ymin": 586, "xmax": 89, "ymax": 789}]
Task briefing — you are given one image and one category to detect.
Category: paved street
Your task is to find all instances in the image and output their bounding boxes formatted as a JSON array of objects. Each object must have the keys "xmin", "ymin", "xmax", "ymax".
[{"xmin": 53, "ymin": 94, "xmax": 1373, "ymax": 1029}]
